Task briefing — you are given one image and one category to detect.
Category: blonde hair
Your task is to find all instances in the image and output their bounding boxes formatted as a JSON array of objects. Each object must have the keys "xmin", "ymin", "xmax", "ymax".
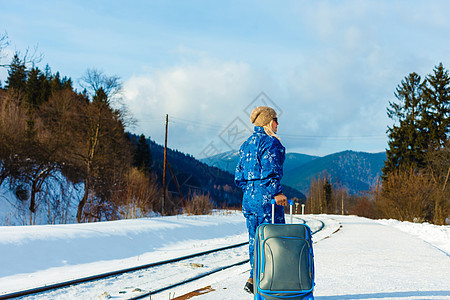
[{"xmin": 263, "ymin": 120, "xmax": 281, "ymax": 141}]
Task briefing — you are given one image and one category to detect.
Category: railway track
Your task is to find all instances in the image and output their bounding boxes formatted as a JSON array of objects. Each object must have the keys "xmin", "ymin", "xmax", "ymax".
[
  {"xmin": 296, "ymin": 216, "xmax": 325, "ymax": 235},
  {"xmin": 2, "ymin": 216, "xmax": 326, "ymax": 300}
]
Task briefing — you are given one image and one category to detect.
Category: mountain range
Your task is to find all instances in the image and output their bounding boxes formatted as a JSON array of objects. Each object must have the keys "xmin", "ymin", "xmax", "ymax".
[
  {"xmin": 128, "ymin": 134, "xmax": 306, "ymax": 206},
  {"xmin": 201, "ymin": 150, "xmax": 387, "ymax": 195}
]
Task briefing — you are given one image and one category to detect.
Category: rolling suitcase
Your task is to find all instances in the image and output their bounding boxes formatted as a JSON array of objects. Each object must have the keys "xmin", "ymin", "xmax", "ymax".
[{"xmin": 254, "ymin": 199, "xmax": 315, "ymax": 300}]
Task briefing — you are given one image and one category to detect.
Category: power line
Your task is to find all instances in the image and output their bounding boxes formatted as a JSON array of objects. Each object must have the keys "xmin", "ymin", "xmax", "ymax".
[
  {"xmin": 169, "ymin": 116, "xmax": 224, "ymax": 130},
  {"xmin": 136, "ymin": 115, "xmax": 388, "ymax": 141},
  {"xmin": 279, "ymin": 133, "xmax": 387, "ymax": 140}
]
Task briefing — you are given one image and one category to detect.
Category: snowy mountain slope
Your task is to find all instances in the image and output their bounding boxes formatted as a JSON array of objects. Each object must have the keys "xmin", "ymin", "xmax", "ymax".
[{"xmin": 201, "ymin": 150, "xmax": 386, "ymax": 195}]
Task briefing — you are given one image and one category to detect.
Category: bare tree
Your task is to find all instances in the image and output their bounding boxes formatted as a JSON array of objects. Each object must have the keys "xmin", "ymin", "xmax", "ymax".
[
  {"xmin": 16, "ymin": 109, "xmax": 59, "ymax": 222},
  {"xmin": 67, "ymin": 80, "xmax": 131, "ymax": 222},
  {"xmin": 116, "ymin": 168, "xmax": 161, "ymax": 219},
  {"xmin": 0, "ymin": 88, "xmax": 57, "ymax": 224},
  {"xmin": 0, "ymin": 45, "xmax": 43, "ymax": 70},
  {"xmin": 377, "ymin": 168, "xmax": 435, "ymax": 222},
  {"xmin": 79, "ymin": 68, "xmax": 121, "ymax": 100},
  {"xmin": 0, "ymin": 90, "xmax": 24, "ymax": 185},
  {"xmin": 307, "ymin": 173, "xmax": 331, "ymax": 214},
  {"xmin": 184, "ymin": 193, "xmax": 213, "ymax": 216},
  {"xmin": 425, "ymin": 139, "xmax": 450, "ymax": 224}
]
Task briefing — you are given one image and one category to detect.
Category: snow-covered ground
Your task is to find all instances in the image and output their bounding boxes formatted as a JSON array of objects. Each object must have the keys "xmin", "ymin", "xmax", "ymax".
[
  {"xmin": 0, "ymin": 179, "xmax": 82, "ymax": 226},
  {"xmin": 0, "ymin": 212, "xmax": 449, "ymax": 299}
]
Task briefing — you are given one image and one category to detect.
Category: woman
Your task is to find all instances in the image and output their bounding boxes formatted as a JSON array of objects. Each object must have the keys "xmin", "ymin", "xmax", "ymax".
[{"xmin": 235, "ymin": 106, "xmax": 288, "ymax": 294}]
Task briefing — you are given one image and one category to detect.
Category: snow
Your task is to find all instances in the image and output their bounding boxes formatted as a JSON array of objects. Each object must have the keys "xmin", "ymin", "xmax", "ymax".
[
  {"xmin": 377, "ymin": 219, "xmax": 450, "ymax": 255},
  {"xmin": 162, "ymin": 215, "xmax": 450, "ymax": 300},
  {"xmin": 0, "ymin": 210, "xmax": 248, "ymax": 295},
  {"xmin": 0, "ymin": 213, "xmax": 449, "ymax": 299},
  {"xmin": 312, "ymin": 216, "xmax": 450, "ymax": 299},
  {"xmin": 0, "ymin": 178, "xmax": 82, "ymax": 226}
]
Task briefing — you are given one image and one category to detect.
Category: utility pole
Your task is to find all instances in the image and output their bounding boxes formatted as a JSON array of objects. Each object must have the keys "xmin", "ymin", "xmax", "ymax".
[{"xmin": 162, "ymin": 114, "xmax": 168, "ymax": 215}]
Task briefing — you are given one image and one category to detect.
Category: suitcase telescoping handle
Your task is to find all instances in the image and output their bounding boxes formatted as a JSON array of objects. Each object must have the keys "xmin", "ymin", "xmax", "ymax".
[{"xmin": 271, "ymin": 199, "xmax": 294, "ymax": 224}]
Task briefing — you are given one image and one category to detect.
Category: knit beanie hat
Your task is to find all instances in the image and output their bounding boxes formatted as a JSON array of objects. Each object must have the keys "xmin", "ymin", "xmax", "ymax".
[{"xmin": 250, "ymin": 106, "xmax": 277, "ymax": 127}]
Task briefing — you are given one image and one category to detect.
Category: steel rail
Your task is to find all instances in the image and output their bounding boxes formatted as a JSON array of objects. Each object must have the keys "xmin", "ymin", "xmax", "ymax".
[
  {"xmin": 0, "ymin": 241, "xmax": 248, "ymax": 300},
  {"xmin": 294, "ymin": 216, "xmax": 325, "ymax": 234},
  {"xmin": 129, "ymin": 259, "xmax": 250, "ymax": 300}
]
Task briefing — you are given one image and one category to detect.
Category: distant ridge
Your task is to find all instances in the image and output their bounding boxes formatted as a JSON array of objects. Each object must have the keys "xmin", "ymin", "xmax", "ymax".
[
  {"xmin": 201, "ymin": 150, "xmax": 386, "ymax": 195},
  {"xmin": 282, "ymin": 150, "xmax": 386, "ymax": 194},
  {"xmin": 200, "ymin": 150, "xmax": 319, "ymax": 175},
  {"xmin": 128, "ymin": 134, "xmax": 306, "ymax": 205}
]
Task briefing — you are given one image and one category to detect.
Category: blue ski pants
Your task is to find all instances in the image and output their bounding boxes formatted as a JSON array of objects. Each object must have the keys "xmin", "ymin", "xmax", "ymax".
[{"xmin": 244, "ymin": 205, "xmax": 285, "ymax": 279}]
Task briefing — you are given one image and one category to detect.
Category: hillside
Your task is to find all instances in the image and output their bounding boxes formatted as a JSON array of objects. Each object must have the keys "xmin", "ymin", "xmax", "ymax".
[
  {"xmin": 127, "ymin": 134, "xmax": 243, "ymax": 207},
  {"xmin": 128, "ymin": 134, "xmax": 306, "ymax": 205},
  {"xmin": 200, "ymin": 150, "xmax": 318, "ymax": 174},
  {"xmin": 202, "ymin": 149, "xmax": 386, "ymax": 195},
  {"xmin": 282, "ymin": 150, "xmax": 386, "ymax": 194}
]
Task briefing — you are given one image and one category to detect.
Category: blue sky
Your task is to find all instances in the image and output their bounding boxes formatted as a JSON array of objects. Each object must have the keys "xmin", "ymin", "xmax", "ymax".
[{"xmin": 1, "ymin": 0, "xmax": 450, "ymax": 158}]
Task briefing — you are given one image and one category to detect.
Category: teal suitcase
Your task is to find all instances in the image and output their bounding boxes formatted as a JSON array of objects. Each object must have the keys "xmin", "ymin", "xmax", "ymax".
[{"xmin": 254, "ymin": 200, "xmax": 314, "ymax": 300}]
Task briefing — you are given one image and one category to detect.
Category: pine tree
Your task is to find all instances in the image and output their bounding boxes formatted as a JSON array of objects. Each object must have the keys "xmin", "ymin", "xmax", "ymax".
[
  {"xmin": 25, "ymin": 67, "xmax": 45, "ymax": 108},
  {"xmin": 383, "ymin": 72, "xmax": 427, "ymax": 175},
  {"xmin": 50, "ymin": 72, "xmax": 63, "ymax": 91},
  {"xmin": 43, "ymin": 64, "xmax": 52, "ymax": 79},
  {"xmin": 421, "ymin": 63, "xmax": 450, "ymax": 149},
  {"xmin": 5, "ymin": 54, "xmax": 27, "ymax": 91},
  {"xmin": 323, "ymin": 179, "xmax": 332, "ymax": 213},
  {"xmin": 48, "ymin": 71, "xmax": 72, "ymax": 92},
  {"xmin": 39, "ymin": 72, "xmax": 51, "ymax": 105},
  {"xmin": 133, "ymin": 134, "xmax": 152, "ymax": 173}
]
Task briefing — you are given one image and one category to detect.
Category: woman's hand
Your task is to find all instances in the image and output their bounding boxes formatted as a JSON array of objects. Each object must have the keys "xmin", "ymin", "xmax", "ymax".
[{"xmin": 274, "ymin": 193, "xmax": 288, "ymax": 206}]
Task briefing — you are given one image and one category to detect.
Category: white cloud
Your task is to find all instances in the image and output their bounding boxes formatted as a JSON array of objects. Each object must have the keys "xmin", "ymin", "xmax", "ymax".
[
  {"xmin": 122, "ymin": 47, "xmax": 393, "ymax": 158},
  {"xmin": 123, "ymin": 58, "xmax": 269, "ymax": 156}
]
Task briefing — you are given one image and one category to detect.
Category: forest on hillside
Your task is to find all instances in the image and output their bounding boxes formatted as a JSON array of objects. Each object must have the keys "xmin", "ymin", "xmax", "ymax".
[
  {"xmin": 0, "ymin": 56, "xmax": 153, "ymax": 224},
  {"xmin": 0, "ymin": 37, "xmax": 246, "ymax": 225}
]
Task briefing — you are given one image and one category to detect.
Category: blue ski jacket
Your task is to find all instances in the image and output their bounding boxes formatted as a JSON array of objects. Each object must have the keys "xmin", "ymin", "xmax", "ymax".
[{"xmin": 235, "ymin": 126, "xmax": 286, "ymax": 216}]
